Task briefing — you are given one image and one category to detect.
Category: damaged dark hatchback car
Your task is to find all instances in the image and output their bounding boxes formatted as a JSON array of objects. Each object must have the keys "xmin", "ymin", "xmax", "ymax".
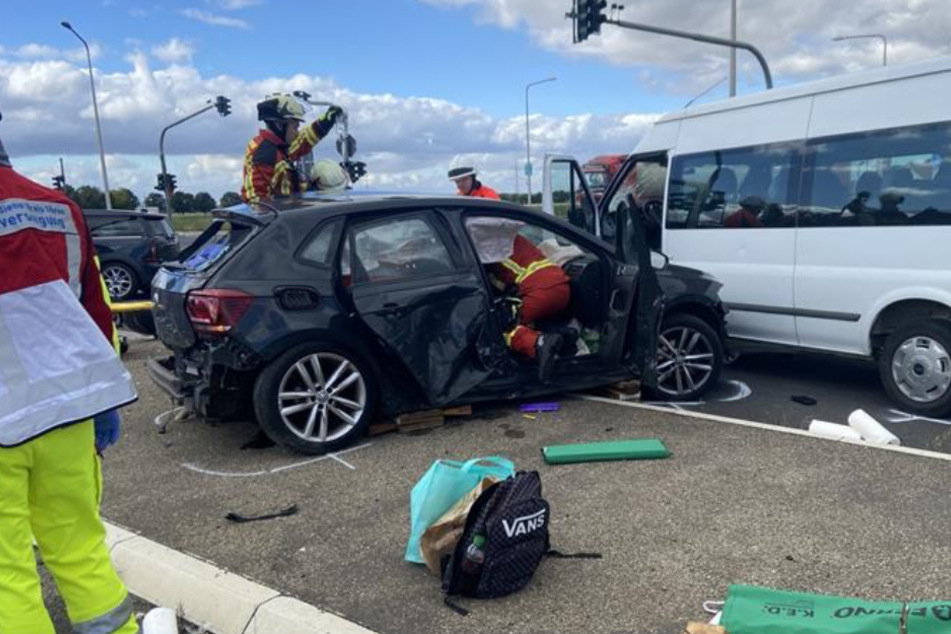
[{"xmin": 148, "ymin": 192, "xmax": 727, "ymax": 454}]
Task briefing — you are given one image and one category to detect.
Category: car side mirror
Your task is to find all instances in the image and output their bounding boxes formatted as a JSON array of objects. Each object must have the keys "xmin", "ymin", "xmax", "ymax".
[{"xmin": 650, "ymin": 250, "xmax": 669, "ymax": 270}]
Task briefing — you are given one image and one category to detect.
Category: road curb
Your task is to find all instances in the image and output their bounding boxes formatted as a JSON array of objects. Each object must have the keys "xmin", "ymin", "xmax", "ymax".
[
  {"xmin": 104, "ymin": 522, "xmax": 378, "ymax": 634},
  {"xmin": 576, "ymin": 394, "xmax": 951, "ymax": 463}
]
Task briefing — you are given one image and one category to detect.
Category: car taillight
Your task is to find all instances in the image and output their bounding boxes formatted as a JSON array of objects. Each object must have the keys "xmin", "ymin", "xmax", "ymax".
[
  {"xmin": 145, "ymin": 240, "xmax": 161, "ymax": 263},
  {"xmin": 186, "ymin": 289, "xmax": 253, "ymax": 334}
]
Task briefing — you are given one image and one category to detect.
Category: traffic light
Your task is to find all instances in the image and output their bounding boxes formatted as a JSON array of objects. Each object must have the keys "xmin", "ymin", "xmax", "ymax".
[
  {"xmin": 215, "ymin": 95, "xmax": 231, "ymax": 117},
  {"xmin": 574, "ymin": 0, "xmax": 607, "ymax": 43},
  {"xmin": 156, "ymin": 173, "xmax": 177, "ymax": 193},
  {"xmin": 52, "ymin": 175, "xmax": 65, "ymax": 191}
]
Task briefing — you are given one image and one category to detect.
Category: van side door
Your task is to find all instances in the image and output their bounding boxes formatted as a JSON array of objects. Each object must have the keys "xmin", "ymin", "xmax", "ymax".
[{"xmin": 664, "ymin": 143, "xmax": 803, "ymax": 347}]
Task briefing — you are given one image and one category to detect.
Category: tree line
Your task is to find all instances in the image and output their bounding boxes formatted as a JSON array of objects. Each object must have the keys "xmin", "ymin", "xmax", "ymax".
[{"xmin": 59, "ymin": 184, "xmax": 244, "ymax": 213}]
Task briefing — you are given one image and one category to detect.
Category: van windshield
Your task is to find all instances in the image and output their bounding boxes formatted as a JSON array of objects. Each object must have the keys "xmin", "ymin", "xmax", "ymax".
[{"xmin": 173, "ymin": 219, "xmax": 255, "ymax": 272}]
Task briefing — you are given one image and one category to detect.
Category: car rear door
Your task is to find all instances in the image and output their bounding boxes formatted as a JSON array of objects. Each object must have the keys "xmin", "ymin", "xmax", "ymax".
[{"xmin": 344, "ymin": 209, "xmax": 501, "ymax": 406}]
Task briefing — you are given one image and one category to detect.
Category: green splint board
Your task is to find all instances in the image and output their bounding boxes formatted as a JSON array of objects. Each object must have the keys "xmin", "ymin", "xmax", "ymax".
[{"xmin": 541, "ymin": 439, "xmax": 671, "ymax": 464}]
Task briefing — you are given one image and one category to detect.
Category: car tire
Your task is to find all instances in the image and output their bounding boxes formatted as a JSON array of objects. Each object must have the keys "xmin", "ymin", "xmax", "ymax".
[
  {"xmin": 879, "ymin": 319, "xmax": 951, "ymax": 418},
  {"xmin": 101, "ymin": 262, "xmax": 138, "ymax": 301},
  {"xmin": 253, "ymin": 342, "xmax": 378, "ymax": 455},
  {"xmin": 651, "ymin": 313, "xmax": 724, "ymax": 401}
]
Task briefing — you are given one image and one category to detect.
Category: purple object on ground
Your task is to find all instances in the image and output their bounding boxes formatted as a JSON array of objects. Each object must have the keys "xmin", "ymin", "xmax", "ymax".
[{"xmin": 519, "ymin": 402, "xmax": 560, "ymax": 413}]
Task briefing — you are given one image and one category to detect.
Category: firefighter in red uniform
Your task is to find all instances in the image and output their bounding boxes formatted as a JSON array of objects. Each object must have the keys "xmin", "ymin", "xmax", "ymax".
[
  {"xmin": 449, "ymin": 166, "xmax": 500, "ymax": 200},
  {"xmin": 0, "ymin": 114, "xmax": 138, "ymax": 633},
  {"xmin": 492, "ymin": 234, "xmax": 571, "ymax": 381},
  {"xmin": 241, "ymin": 93, "xmax": 342, "ymax": 204}
]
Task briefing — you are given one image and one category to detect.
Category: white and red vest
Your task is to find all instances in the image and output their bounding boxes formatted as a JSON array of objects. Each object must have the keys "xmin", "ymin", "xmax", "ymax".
[{"xmin": 0, "ymin": 167, "xmax": 136, "ymax": 447}]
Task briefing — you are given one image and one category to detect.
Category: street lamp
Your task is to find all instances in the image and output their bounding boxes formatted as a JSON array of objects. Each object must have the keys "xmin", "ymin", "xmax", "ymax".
[
  {"xmin": 61, "ymin": 21, "xmax": 112, "ymax": 209},
  {"xmin": 525, "ymin": 76, "xmax": 556, "ymax": 205},
  {"xmin": 833, "ymin": 34, "xmax": 888, "ymax": 67}
]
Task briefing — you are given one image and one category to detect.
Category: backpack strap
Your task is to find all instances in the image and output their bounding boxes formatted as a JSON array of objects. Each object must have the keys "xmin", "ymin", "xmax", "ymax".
[
  {"xmin": 546, "ymin": 549, "xmax": 603, "ymax": 560},
  {"xmin": 443, "ymin": 596, "xmax": 469, "ymax": 617}
]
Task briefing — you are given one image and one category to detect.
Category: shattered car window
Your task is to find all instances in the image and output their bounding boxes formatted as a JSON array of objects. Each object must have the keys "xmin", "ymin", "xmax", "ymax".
[{"xmin": 351, "ymin": 217, "xmax": 453, "ymax": 283}]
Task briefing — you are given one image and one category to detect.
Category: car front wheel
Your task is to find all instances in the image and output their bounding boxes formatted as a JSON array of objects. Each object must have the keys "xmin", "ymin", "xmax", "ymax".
[
  {"xmin": 101, "ymin": 262, "xmax": 137, "ymax": 300},
  {"xmin": 653, "ymin": 313, "xmax": 723, "ymax": 401},
  {"xmin": 253, "ymin": 343, "xmax": 378, "ymax": 454},
  {"xmin": 879, "ymin": 320, "xmax": 951, "ymax": 418}
]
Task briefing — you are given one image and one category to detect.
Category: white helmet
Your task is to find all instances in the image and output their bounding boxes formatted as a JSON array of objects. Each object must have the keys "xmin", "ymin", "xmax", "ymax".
[{"xmin": 310, "ymin": 159, "xmax": 348, "ymax": 192}]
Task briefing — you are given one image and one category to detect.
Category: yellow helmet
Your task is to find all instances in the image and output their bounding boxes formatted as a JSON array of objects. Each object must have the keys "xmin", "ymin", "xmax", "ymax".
[{"xmin": 257, "ymin": 93, "xmax": 305, "ymax": 123}]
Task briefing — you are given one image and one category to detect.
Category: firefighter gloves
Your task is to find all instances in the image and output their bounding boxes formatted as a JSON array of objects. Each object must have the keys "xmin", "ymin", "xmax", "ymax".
[
  {"xmin": 316, "ymin": 106, "xmax": 344, "ymax": 136},
  {"xmin": 93, "ymin": 409, "xmax": 122, "ymax": 452}
]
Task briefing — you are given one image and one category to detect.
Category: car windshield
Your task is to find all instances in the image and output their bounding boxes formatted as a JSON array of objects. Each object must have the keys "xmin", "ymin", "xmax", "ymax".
[{"xmin": 585, "ymin": 169, "xmax": 609, "ymax": 188}]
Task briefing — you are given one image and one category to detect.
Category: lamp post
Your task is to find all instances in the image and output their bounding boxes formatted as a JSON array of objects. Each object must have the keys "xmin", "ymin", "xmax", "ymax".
[
  {"xmin": 61, "ymin": 21, "xmax": 112, "ymax": 209},
  {"xmin": 729, "ymin": 0, "xmax": 737, "ymax": 96},
  {"xmin": 525, "ymin": 76, "xmax": 556, "ymax": 206},
  {"xmin": 833, "ymin": 34, "xmax": 888, "ymax": 67}
]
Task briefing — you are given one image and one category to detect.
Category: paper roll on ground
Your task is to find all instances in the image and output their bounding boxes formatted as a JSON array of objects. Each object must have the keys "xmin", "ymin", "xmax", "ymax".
[
  {"xmin": 808, "ymin": 420, "xmax": 864, "ymax": 441},
  {"xmin": 848, "ymin": 409, "xmax": 901, "ymax": 445}
]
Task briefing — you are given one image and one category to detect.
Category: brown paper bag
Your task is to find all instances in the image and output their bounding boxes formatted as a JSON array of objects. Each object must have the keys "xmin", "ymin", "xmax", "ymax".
[{"xmin": 420, "ymin": 476, "xmax": 498, "ymax": 575}]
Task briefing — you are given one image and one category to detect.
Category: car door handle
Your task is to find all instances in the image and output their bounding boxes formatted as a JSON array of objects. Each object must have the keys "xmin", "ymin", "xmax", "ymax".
[{"xmin": 379, "ymin": 302, "xmax": 403, "ymax": 315}]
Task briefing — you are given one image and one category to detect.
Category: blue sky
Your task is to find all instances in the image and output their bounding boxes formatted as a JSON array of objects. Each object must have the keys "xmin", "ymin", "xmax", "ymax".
[{"xmin": 1, "ymin": 0, "xmax": 946, "ymax": 198}]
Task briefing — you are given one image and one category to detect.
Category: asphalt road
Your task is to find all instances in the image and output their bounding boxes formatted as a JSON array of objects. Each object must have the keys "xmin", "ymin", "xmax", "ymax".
[
  {"xmin": 63, "ymin": 338, "xmax": 951, "ymax": 634},
  {"xmin": 663, "ymin": 349, "xmax": 951, "ymax": 454}
]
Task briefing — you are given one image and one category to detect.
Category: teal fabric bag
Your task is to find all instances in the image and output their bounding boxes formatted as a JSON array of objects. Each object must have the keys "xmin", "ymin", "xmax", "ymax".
[{"xmin": 404, "ymin": 456, "xmax": 515, "ymax": 564}]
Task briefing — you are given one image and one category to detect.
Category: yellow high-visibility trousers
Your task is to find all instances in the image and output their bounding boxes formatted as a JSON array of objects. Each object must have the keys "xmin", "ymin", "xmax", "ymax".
[{"xmin": 0, "ymin": 420, "xmax": 138, "ymax": 634}]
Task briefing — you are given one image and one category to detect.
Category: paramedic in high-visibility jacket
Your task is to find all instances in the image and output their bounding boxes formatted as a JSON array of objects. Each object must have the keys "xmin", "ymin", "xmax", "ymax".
[
  {"xmin": 241, "ymin": 93, "xmax": 342, "ymax": 204},
  {"xmin": 0, "ymin": 119, "xmax": 139, "ymax": 634}
]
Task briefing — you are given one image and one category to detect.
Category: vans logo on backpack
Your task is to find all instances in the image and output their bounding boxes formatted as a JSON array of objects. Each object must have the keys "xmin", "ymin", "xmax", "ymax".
[{"xmin": 501, "ymin": 509, "xmax": 547, "ymax": 538}]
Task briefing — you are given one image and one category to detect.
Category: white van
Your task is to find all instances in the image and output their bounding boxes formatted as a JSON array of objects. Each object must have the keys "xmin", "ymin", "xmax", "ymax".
[{"xmin": 544, "ymin": 56, "xmax": 951, "ymax": 416}]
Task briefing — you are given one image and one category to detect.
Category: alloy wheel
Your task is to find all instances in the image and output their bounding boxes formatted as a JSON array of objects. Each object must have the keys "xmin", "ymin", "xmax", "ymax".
[
  {"xmin": 655, "ymin": 325, "xmax": 715, "ymax": 398},
  {"xmin": 276, "ymin": 352, "xmax": 367, "ymax": 443},
  {"xmin": 891, "ymin": 335, "xmax": 951, "ymax": 404},
  {"xmin": 103, "ymin": 265, "xmax": 134, "ymax": 299}
]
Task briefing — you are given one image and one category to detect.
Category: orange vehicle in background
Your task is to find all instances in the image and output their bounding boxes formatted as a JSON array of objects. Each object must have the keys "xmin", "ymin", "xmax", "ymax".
[{"xmin": 582, "ymin": 154, "xmax": 628, "ymax": 201}]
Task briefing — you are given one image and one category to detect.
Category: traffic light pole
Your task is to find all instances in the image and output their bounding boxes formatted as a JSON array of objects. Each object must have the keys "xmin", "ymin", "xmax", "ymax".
[
  {"xmin": 158, "ymin": 97, "xmax": 231, "ymax": 214},
  {"xmin": 604, "ymin": 17, "xmax": 773, "ymax": 89}
]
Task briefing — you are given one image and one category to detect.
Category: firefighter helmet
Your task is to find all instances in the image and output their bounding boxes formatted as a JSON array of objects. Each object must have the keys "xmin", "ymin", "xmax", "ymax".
[
  {"xmin": 448, "ymin": 166, "xmax": 477, "ymax": 181},
  {"xmin": 257, "ymin": 93, "xmax": 306, "ymax": 123},
  {"xmin": 310, "ymin": 159, "xmax": 348, "ymax": 192}
]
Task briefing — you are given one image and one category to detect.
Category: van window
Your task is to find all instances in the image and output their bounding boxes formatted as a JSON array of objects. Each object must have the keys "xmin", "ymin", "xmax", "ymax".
[
  {"xmin": 802, "ymin": 122, "xmax": 951, "ymax": 227},
  {"xmin": 548, "ymin": 160, "xmax": 597, "ymax": 235},
  {"xmin": 667, "ymin": 143, "xmax": 800, "ymax": 230}
]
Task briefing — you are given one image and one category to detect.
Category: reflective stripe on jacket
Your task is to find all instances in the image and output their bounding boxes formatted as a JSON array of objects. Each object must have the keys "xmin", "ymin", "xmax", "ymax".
[
  {"xmin": 493, "ymin": 235, "xmax": 569, "ymax": 293},
  {"xmin": 0, "ymin": 171, "xmax": 136, "ymax": 447},
  {"xmin": 241, "ymin": 123, "xmax": 325, "ymax": 204}
]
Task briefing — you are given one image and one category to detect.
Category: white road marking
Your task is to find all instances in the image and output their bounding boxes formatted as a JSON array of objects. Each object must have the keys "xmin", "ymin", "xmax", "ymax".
[
  {"xmin": 885, "ymin": 409, "xmax": 951, "ymax": 426},
  {"xmin": 575, "ymin": 394, "xmax": 951, "ymax": 463},
  {"xmin": 182, "ymin": 443, "xmax": 372, "ymax": 478}
]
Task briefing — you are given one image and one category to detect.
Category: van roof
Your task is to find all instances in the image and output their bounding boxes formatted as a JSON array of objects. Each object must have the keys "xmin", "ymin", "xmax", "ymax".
[{"xmin": 657, "ymin": 55, "xmax": 951, "ymax": 124}]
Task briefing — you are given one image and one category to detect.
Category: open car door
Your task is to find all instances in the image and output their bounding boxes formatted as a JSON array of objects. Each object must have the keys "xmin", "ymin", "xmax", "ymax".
[
  {"xmin": 345, "ymin": 211, "xmax": 504, "ymax": 407},
  {"xmin": 542, "ymin": 154, "xmax": 600, "ymax": 237},
  {"xmin": 543, "ymin": 152, "xmax": 666, "ymax": 388}
]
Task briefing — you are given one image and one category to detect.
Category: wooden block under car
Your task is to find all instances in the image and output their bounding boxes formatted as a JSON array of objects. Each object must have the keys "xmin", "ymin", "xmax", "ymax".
[
  {"xmin": 396, "ymin": 409, "xmax": 445, "ymax": 433},
  {"xmin": 684, "ymin": 624, "xmax": 726, "ymax": 634},
  {"xmin": 442, "ymin": 405, "xmax": 473, "ymax": 417},
  {"xmin": 368, "ymin": 422, "xmax": 398, "ymax": 437},
  {"xmin": 594, "ymin": 379, "xmax": 641, "ymax": 401}
]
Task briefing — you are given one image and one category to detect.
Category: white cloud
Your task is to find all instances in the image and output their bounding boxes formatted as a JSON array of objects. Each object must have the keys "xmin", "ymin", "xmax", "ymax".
[
  {"xmin": 16, "ymin": 44, "xmax": 60, "ymax": 59},
  {"xmin": 422, "ymin": 0, "xmax": 951, "ymax": 92},
  {"xmin": 218, "ymin": 0, "xmax": 262, "ymax": 8},
  {"xmin": 152, "ymin": 38, "xmax": 195, "ymax": 63},
  {"xmin": 181, "ymin": 8, "xmax": 251, "ymax": 29},
  {"xmin": 0, "ymin": 52, "xmax": 649, "ymax": 199}
]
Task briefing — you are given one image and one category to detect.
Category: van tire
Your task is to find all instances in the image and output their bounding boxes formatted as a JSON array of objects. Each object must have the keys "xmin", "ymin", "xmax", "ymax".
[
  {"xmin": 879, "ymin": 320, "xmax": 951, "ymax": 418},
  {"xmin": 253, "ymin": 342, "xmax": 378, "ymax": 455}
]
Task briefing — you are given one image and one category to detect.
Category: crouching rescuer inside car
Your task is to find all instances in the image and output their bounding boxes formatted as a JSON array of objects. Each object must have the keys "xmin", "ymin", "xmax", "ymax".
[
  {"xmin": 242, "ymin": 93, "xmax": 342, "ymax": 204},
  {"xmin": 466, "ymin": 217, "xmax": 571, "ymax": 381}
]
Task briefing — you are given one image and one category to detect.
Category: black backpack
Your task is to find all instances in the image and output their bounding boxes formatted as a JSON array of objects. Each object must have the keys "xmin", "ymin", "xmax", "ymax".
[{"xmin": 441, "ymin": 471, "xmax": 599, "ymax": 615}]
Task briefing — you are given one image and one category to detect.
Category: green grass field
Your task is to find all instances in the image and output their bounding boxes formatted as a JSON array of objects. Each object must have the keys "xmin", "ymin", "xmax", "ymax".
[{"xmin": 171, "ymin": 213, "xmax": 214, "ymax": 233}]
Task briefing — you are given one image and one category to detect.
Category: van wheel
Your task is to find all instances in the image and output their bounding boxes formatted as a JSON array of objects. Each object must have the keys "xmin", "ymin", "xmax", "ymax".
[
  {"xmin": 652, "ymin": 313, "xmax": 723, "ymax": 401},
  {"xmin": 253, "ymin": 343, "xmax": 378, "ymax": 455},
  {"xmin": 879, "ymin": 320, "xmax": 951, "ymax": 418}
]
